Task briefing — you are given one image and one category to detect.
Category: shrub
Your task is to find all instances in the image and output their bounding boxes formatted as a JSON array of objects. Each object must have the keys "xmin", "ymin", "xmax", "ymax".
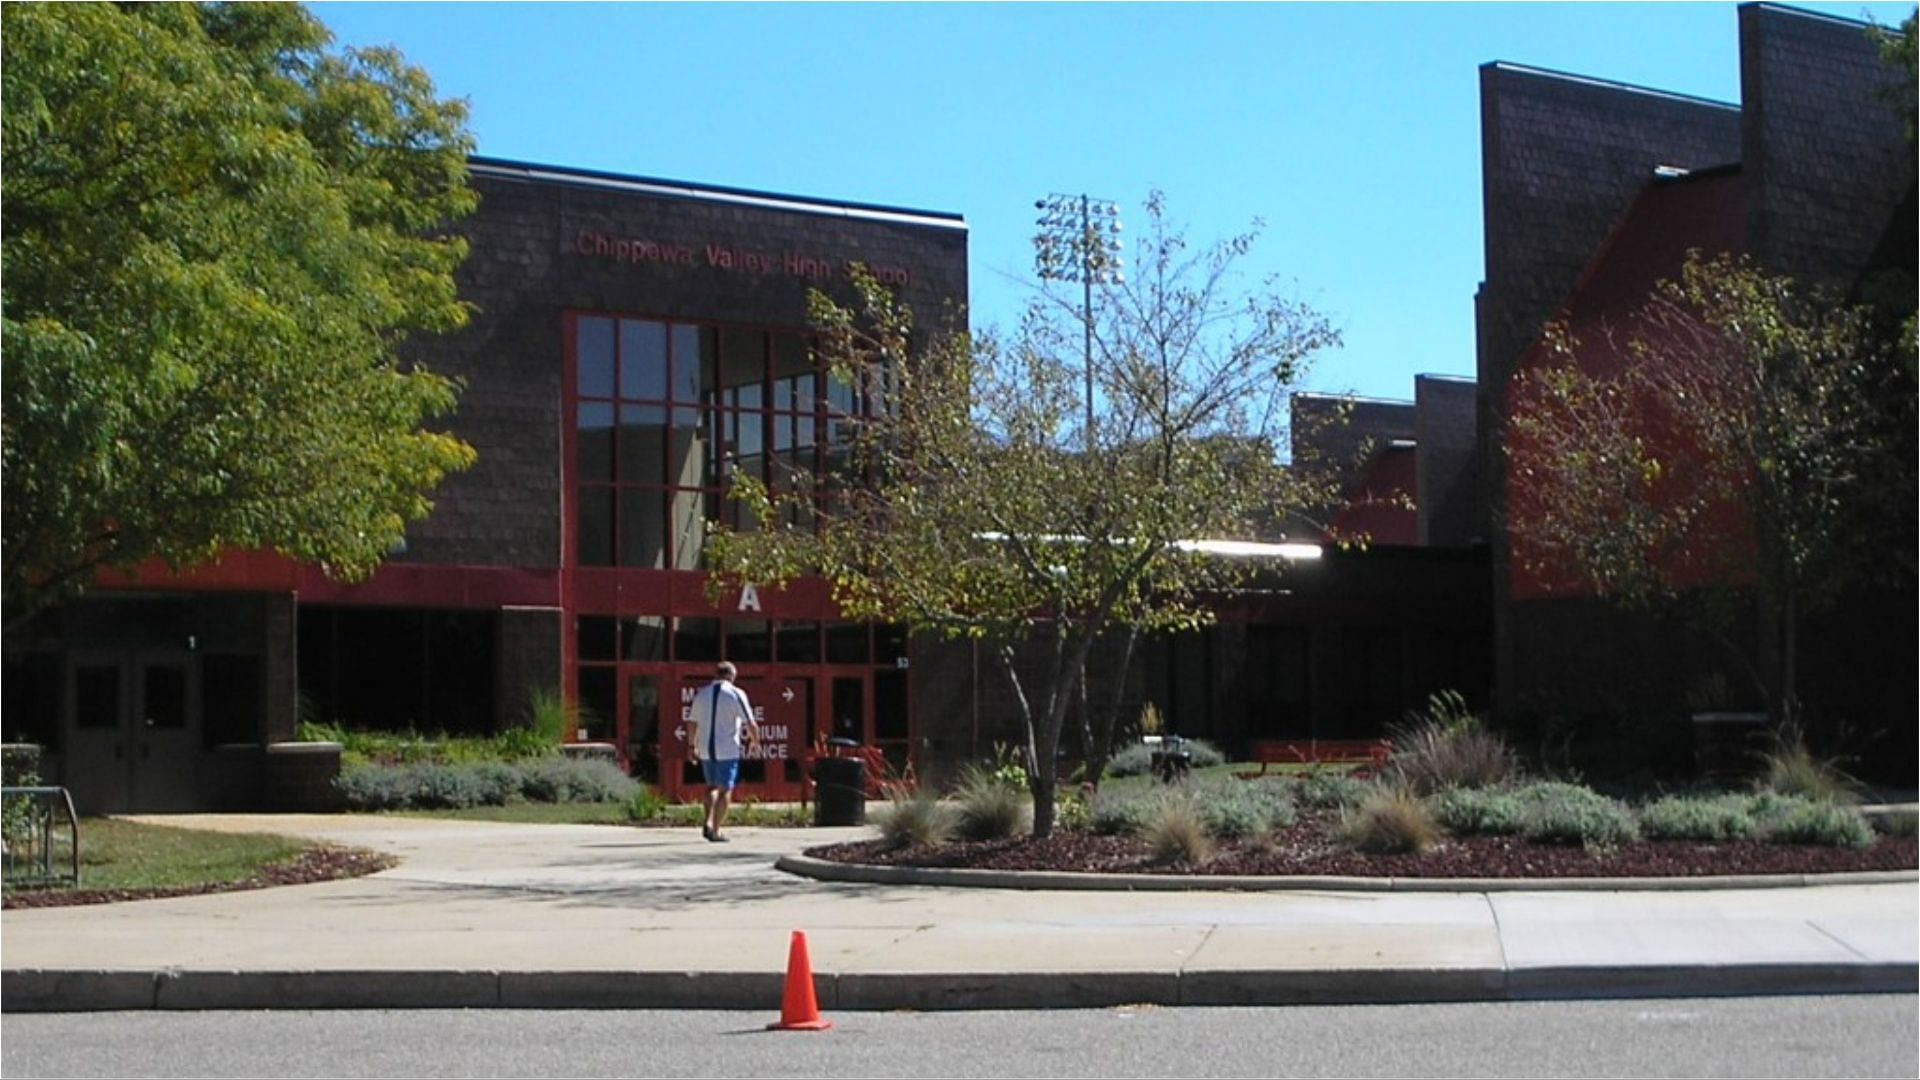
[
  {"xmin": 1739, "ymin": 790, "xmax": 1815, "ymax": 824},
  {"xmin": 1089, "ymin": 790, "xmax": 1151, "ymax": 836},
  {"xmin": 981, "ymin": 742, "xmax": 1030, "ymax": 793},
  {"xmin": 952, "ymin": 764, "xmax": 1030, "ymax": 841},
  {"xmin": 1385, "ymin": 690, "xmax": 1518, "ymax": 796},
  {"xmin": 1755, "ymin": 735, "xmax": 1862, "ymax": 805},
  {"xmin": 1340, "ymin": 785, "xmax": 1440, "ymax": 855},
  {"xmin": 1200, "ymin": 779, "xmax": 1297, "ymax": 839},
  {"xmin": 1054, "ymin": 786, "xmax": 1093, "ymax": 832},
  {"xmin": 335, "ymin": 764, "xmax": 408, "ymax": 811},
  {"xmin": 1765, "ymin": 800, "xmax": 1875, "ymax": 849},
  {"xmin": 876, "ymin": 791, "xmax": 955, "ymax": 850},
  {"xmin": 526, "ymin": 688, "xmax": 575, "ymax": 747},
  {"xmin": 1182, "ymin": 739, "xmax": 1225, "ymax": 770},
  {"xmin": 1515, "ymin": 782, "xmax": 1639, "ymax": 849},
  {"xmin": 2, "ymin": 745, "xmax": 42, "ymax": 846},
  {"xmin": 518, "ymin": 757, "xmax": 639, "ymax": 804},
  {"xmin": 1638, "ymin": 795, "xmax": 1757, "ymax": 842},
  {"xmin": 1427, "ymin": 787, "xmax": 1525, "ymax": 837},
  {"xmin": 408, "ymin": 763, "xmax": 513, "ymax": 810},
  {"xmin": 1142, "ymin": 792, "xmax": 1213, "ymax": 866},
  {"xmin": 1294, "ymin": 769, "xmax": 1371, "ymax": 812},
  {"xmin": 1106, "ymin": 743, "xmax": 1155, "ymax": 779},
  {"xmin": 1137, "ymin": 701, "xmax": 1165, "ymax": 739}
]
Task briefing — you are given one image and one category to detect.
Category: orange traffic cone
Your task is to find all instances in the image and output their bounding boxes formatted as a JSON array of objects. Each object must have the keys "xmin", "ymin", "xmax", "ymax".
[{"xmin": 768, "ymin": 929, "xmax": 833, "ymax": 1031}]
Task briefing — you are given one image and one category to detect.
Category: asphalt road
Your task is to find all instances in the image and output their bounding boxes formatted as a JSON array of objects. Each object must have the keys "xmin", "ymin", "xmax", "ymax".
[{"xmin": 4, "ymin": 995, "xmax": 1915, "ymax": 1078}]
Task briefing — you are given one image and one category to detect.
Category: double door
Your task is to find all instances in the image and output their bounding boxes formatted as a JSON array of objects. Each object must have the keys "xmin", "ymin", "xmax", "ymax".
[
  {"xmin": 620, "ymin": 666, "xmax": 873, "ymax": 802},
  {"xmin": 63, "ymin": 650, "xmax": 201, "ymax": 814}
]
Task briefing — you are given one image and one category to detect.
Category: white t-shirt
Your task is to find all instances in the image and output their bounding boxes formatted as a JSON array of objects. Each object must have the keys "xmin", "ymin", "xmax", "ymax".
[{"xmin": 689, "ymin": 680, "xmax": 756, "ymax": 761}]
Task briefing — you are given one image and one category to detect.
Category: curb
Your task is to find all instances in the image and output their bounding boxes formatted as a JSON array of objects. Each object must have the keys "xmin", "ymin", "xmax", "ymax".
[
  {"xmin": 6, "ymin": 962, "xmax": 1914, "ymax": 1013},
  {"xmin": 774, "ymin": 854, "xmax": 1920, "ymax": 892}
]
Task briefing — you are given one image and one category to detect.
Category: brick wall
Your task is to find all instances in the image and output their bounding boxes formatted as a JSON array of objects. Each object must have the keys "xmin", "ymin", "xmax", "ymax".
[
  {"xmin": 1414, "ymin": 375, "xmax": 1481, "ymax": 548},
  {"xmin": 396, "ymin": 165, "xmax": 969, "ymax": 572},
  {"xmin": 1740, "ymin": 4, "xmax": 1914, "ymax": 291},
  {"xmin": 1475, "ymin": 62, "xmax": 1741, "ymax": 722}
]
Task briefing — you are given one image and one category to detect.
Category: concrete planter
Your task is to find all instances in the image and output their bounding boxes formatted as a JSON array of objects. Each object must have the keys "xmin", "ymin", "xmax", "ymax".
[{"xmin": 265, "ymin": 741, "xmax": 344, "ymax": 813}]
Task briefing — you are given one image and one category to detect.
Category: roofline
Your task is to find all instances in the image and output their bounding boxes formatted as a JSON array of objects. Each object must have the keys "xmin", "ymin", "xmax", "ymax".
[
  {"xmin": 468, "ymin": 156, "xmax": 969, "ymax": 232},
  {"xmin": 1745, "ymin": 1, "xmax": 1887, "ymax": 32},
  {"xmin": 1481, "ymin": 61, "xmax": 1740, "ymax": 113},
  {"xmin": 1294, "ymin": 390, "xmax": 1415, "ymax": 407}
]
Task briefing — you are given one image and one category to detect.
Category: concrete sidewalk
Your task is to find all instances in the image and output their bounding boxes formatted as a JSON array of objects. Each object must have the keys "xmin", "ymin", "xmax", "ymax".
[{"xmin": 2, "ymin": 814, "xmax": 1914, "ymax": 1012}]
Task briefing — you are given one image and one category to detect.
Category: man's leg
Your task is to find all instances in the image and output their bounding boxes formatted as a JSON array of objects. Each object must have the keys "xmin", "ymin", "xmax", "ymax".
[{"xmin": 710, "ymin": 787, "xmax": 734, "ymax": 840}]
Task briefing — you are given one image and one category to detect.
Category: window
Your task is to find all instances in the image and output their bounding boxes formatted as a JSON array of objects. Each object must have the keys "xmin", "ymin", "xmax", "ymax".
[
  {"xmin": 297, "ymin": 608, "xmax": 496, "ymax": 735},
  {"xmin": 571, "ymin": 313, "xmax": 885, "ymax": 571},
  {"xmin": 202, "ymin": 655, "xmax": 261, "ymax": 748}
]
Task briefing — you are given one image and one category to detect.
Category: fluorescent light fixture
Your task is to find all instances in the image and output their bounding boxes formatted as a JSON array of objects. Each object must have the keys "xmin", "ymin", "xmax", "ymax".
[{"xmin": 975, "ymin": 532, "xmax": 1323, "ymax": 561}]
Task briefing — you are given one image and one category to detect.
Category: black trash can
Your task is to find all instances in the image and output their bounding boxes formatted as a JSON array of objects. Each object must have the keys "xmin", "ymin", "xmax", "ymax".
[{"xmin": 813, "ymin": 740, "xmax": 867, "ymax": 827}]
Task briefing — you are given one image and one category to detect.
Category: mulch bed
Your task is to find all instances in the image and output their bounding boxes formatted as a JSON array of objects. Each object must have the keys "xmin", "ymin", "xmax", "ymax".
[
  {"xmin": 2, "ymin": 846, "xmax": 397, "ymax": 910},
  {"xmin": 810, "ymin": 819, "xmax": 1919, "ymax": 880}
]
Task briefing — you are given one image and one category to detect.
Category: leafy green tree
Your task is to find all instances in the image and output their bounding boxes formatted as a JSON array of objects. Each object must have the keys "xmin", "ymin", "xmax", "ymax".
[
  {"xmin": 2, "ymin": 3, "xmax": 478, "ymax": 627},
  {"xmin": 1871, "ymin": 9, "xmax": 1917, "ymax": 145},
  {"xmin": 1507, "ymin": 252, "xmax": 1907, "ymax": 732},
  {"xmin": 709, "ymin": 193, "xmax": 1342, "ymax": 837}
]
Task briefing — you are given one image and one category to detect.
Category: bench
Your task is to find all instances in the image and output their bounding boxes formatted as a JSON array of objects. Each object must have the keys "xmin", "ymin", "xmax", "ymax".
[{"xmin": 1237, "ymin": 738, "xmax": 1391, "ymax": 780}]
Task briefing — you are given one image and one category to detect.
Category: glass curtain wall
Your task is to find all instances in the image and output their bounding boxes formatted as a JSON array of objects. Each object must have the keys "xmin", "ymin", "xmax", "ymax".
[{"xmin": 573, "ymin": 314, "xmax": 866, "ymax": 569}]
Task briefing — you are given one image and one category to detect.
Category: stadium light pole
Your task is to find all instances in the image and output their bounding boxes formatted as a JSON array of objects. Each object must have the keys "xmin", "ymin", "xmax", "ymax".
[{"xmin": 1033, "ymin": 194, "xmax": 1123, "ymax": 452}]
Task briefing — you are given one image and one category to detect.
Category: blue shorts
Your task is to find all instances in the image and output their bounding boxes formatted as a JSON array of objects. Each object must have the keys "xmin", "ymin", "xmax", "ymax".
[{"xmin": 701, "ymin": 758, "xmax": 741, "ymax": 791}]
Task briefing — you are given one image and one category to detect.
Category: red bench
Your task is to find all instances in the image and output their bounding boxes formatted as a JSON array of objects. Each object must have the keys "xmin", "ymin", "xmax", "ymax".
[{"xmin": 1238, "ymin": 738, "xmax": 1391, "ymax": 779}]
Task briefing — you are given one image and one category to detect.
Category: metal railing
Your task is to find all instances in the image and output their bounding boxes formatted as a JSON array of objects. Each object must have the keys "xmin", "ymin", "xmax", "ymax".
[{"xmin": 2, "ymin": 786, "xmax": 80, "ymax": 888}]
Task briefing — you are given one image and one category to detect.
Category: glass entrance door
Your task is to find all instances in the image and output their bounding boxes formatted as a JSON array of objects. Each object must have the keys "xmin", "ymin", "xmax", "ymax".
[{"xmin": 657, "ymin": 667, "xmax": 817, "ymax": 803}]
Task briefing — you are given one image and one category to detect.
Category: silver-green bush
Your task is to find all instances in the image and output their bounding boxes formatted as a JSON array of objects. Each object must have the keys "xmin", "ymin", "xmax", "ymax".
[
  {"xmin": 1295, "ymin": 770, "xmax": 1372, "ymax": 812},
  {"xmin": 1638, "ymin": 795, "xmax": 1757, "ymax": 842},
  {"xmin": 1515, "ymin": 782, "xmax": 1639, "ymax": 849},
  {"xmin": 518, "ymin": 758, "xmax": 640, "ymax": 803},
  {"xmin": 1765, "ymin": 800, "xmax": 1874, "ymax": 849},
  {"xmin": 1184, "ymin": 739, "xmax": 1225, "ymax": 769},
  {"xmin": 1106, "ymin": 743, "xmax": 1155, "ymax": 778},
  {"xmin": 1427, "ymin": 787, "xmax": 1526, "ymax": 836},
  {"xmin": 334, "ymin": 765, "xmax": 413, "ymax": 811},
  {"xmin": 1200, "ymin": 779, "xmax": 1297, "ymax": 839},
  {"xmin": 1089, "ymin": 790, "xmax": 1151, "ymax": 836}
]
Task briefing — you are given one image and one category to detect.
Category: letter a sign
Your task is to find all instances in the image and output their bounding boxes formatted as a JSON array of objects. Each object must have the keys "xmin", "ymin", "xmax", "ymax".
[{"xmin": 738, "ymin": 584, "xmax": 762, "ymax": 613}]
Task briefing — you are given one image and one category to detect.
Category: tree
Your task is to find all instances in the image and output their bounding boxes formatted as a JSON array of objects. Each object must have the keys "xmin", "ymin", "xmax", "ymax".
[
  {"xmin": 1507, "ymin": 252, "xmax": 1906, "ymax": 732},
  {"xmin": 708, "ymin": 193, "xmax": 1342, "ymax": 837},
  {"xmin": 2, "ymin": 3, "xmax": 478, "ymax": 627}
]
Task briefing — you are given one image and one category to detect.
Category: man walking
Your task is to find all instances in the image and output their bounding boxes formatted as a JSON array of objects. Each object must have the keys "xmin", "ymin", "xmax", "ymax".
[{"xmin": 686, "ymin": 661, "xmax": 760, "ymax": 842}]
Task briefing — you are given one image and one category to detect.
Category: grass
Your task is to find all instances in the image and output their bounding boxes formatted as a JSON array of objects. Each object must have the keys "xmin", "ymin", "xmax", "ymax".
[{"xmin": 9, "ymin": 818, "xmax": 309, "ymax": 894}]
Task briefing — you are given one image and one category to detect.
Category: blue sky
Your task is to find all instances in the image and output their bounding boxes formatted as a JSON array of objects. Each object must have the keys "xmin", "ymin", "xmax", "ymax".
[{"xmin": 312, "ymin": 1, "xmax": 1914, "ymax": 402}]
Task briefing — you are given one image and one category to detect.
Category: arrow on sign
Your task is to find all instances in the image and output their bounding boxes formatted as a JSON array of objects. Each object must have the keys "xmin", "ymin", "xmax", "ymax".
[{"xmin": 781, "ymin": 687, "xmax": 795, "ymax": 703}]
